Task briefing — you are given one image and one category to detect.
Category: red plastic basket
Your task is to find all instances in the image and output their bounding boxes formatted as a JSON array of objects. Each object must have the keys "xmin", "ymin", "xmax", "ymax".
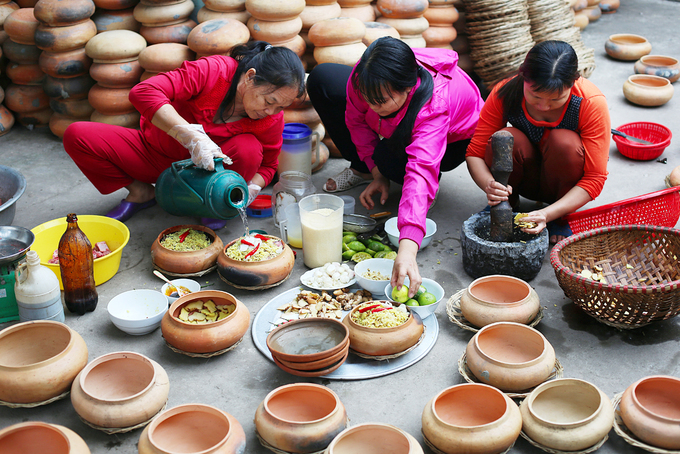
[
  {"xmin": 612, "ymin": 122, "xmax": 672, "ymax": 160},
  {"xmin": 565, "ymin": 186, "xmax": 680, "ymax": 234}
]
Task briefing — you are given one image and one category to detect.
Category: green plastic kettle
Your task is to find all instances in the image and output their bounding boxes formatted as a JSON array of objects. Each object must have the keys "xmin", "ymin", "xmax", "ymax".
[{"xmin": 155, "ymin": 158, "xmax": 248, "ymax": 220}]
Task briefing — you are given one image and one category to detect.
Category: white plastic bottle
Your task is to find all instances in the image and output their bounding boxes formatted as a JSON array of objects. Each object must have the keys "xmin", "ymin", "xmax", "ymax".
[{"xmin": 14, "ymin": 250, "xmax": 65, "ymax": 322}]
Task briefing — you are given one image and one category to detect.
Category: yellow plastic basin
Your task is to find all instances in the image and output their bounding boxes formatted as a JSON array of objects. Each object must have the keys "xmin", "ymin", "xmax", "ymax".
[{"xmin": 31, "ymin": 215, "xmax": 130, "ymax": 289}]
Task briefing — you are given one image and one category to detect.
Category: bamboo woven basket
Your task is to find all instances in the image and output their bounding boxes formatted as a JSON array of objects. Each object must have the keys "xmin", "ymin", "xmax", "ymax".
[{"xmin": 550, "ymin": 225, "xmax": 680, "ymax": 329}]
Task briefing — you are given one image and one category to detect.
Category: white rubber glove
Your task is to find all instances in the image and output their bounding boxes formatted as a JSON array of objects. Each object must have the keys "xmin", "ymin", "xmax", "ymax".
[
  {"xmin": 247, "ymin": 183, "xmax": 262, "ymax": 207},
  {"xmin": 168, "ymin": 124, "xmax": 232, "ymax": 171}
]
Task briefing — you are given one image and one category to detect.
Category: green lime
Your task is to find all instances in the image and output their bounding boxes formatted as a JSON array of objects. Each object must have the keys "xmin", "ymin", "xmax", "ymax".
[
  {"xmin": 367, "ymin": 241, "xmax": 386, "ymax": 252},
  {"xmin": 414, "ymin": 285, "xmax": 427, "ymax": 298},
  {"xmin": 391, "ymin": 285, "xmax": 409, "ymax": 303},
  {"xmin": 384, "ymin": 251, "xmax": 397, "ymax": 260},
  {"xmin": 405, "ymin": 299, "xmax": 419, "ymax": 307},
  {"xmin": 365, "ymin": 249, "xmax": 376, "ymax": 257},
  {"xmin": 382, "ymin": 245, "xmax": 392, "ymax": 251},
  {"xmin": 342, "ymin": 242, "xmax": 350, "ymax": 252},
  {"xmin": 343, "ymin": 234, "xmax": 357, "ymax": 244},
  {"xmin": 347, "ymin": 241, "xmax": 366, "ymax": 252},
  {"xmin": 418, "ymin": 292, "xmax": 437, "ymax": 306},
  {"xmin": 342, "ymin": 250, "xmax": 356, "ymax": 260},
  {"xmin": 351, "ymin": 252, "xmax": 372, "ymax": 262},
  {"xmin": 374, "ymin": 251, "xmax": 388, "ymax": 259}
]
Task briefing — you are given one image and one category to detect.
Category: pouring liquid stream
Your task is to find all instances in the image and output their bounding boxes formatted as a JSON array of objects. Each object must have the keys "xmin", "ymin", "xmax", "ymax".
[{"xmin": 237, "ymin": 207, "xmax": 249, "ymax": 238}]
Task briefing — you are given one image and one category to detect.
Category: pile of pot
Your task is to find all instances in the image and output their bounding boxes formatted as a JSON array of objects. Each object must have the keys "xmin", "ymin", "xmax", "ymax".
[
  {"xmin": 90, "ymin": 0, "xmax": 141, "ymax": 34},
  {"xmin": 338, "ymin": 0, "xmax": 374, "ymax": 22},
  {"xmin": 245, "ymin": 0, "xmax": 305, "ymax": 58},
  {"xmin": 0, "ymin": 1, "xmax": 19, "ymax": 134},
  {"xmin": 376, "ymin": 0, "xmax": 429, "ymax": 49},
  {"xmin": 308, "ymin": 16, "xmax": 366, "ymax": 67},
  {"xmin": 298, "ymin": 0, "xmax": 340, "ymax": 71},
  {"xmin": 33, "ymin": 0, "xmax": 97, "ymax": 137},
  {"xmin": 423, "ymin": 0, "xmax": 458, "ymax": 50},
  {"xmin": 187, "ymin": 18, "xmax": 249, "ymax": 58},
  {"xmin": 134, "ymin": 0, "xmax": 195, "ymax": 45},
  {"xmin": 85, "ymin": 29, "xmax": 145, "ymax": 128},
  {"xmin": 197, "ymin": 0, "xmax": 249, "ymax": 25}
]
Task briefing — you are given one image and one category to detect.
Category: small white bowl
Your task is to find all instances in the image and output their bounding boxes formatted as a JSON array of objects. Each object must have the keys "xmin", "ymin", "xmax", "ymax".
[
  {"xmin": 384, "ymin": 277, "xmax": 445, "ymax": 319},
  {"xmin": 160, "ymin": 278, "xmax": 201, "ymax": 304},
  {"xmin": 354, "ymin": 258, "xmax": 394, "ymax": 295},
  {"xmin": 384, "ymin": 217, "xmax": 437, "ymax": 250},
  {"xmin": 107, "ymin": 289, "xmax": 169, "ymax": 335}
]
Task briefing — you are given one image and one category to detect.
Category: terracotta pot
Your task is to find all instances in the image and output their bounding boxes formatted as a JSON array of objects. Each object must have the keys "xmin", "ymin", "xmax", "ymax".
[
  {"xmin": 634, "ymin": 55, "xmax": 680, "ymax": 83},
  {"xmin": 140, "ymin": 19, "xmax": 196, "ymax": 44},
  {"xmin": 91, "ymin": 7, "xmax": 141, "ymax": 33},
  {"xmin": 90, "ymin": 109, "xmax": 140, "ymax": 127},
  {"xmin": 573, "ymin": 0, "xmax": 587, "ymax": 11},
  {"xmin": 363, "ymin": 21, "xmax": 399, "ymax": 45},
  {"xmin": 187, "ymin": 18, "xmax": 249, "ymax": 56},
  {"xmin": 342, "ymin": 302, "xmax": 424, "ymax": 356},
  {"xmin": 573, "ymin": 12, "xmax": 589, "ymax": 30},
  {"xmin": 133, "ymin": 0, "xmax": 194, "ymax": 27},
  {"xmin": 276, "ymin": 344, "xmax": 347, "ymax": 371},
  {"xmin": 0, "ymin": 2, "xmax": 20, "ymax": 28},
  {"xmin": 599, "ymin": 0, "xmax": 619, "ymax": 13},
  {"xmin": 161, "ymin": 290, "xmax": 251, "ymax": 354},
  {"xmin": 49, "ymin": 113, "xmax": 89, "ymax": 138},
  {"xmin": 35, "ymin": 20, "xmax": 97, "ymax": 52},
  {"xmin": 39, "ymin": 48, "xmax": 92, "ymax": 78},
  {"xmin": 275, "ymin": 34, "xmax": 306, "ymax": 57},
  {"xmin": 90, "ymin": 60, "xmax": 143, "ymax": 88},
  {"xmin": 0, "ymin": 320, "xmax": 88, "ymax": 404},
  {"xmin": 151, "ymin": 224, "xmax": 223, "ymax": 274},
  {"xmin": 4, "ymin": 83, "xmax": 50, "ymax": 113},
  {"xmin": 266, "ymin": 318, "xmax": 349, "ymax": 363},
  {"xmin": 255, "ymin": 383, "xmax": 348, "ymax": 454},
  {"xmin": 308, "ymin": 17, "xmax": 365, "ymax": 46},
  {"xmin": 16, "ymin": 106, "xmax": 53, "ymax": 126},
  {"xmin": 623, "ymin": 74, "xmax": 674, "ymax": 107},
  {"xmin": 338, "ymin": 0, "xmax": 373, "ymax": 6},
  {"xmin": 247, "ymin": 16, "xmax": 302, "ymax": 43},
  {"xmin": 327, "ymin": 423, "xmax": 423, "ymax": 454},
  {"xmin": 140, "ymin": 70, "xmax": 158, "ymax": 81},
  {"xmin": 138, "ymin": 43, "xmax": 195, "ymax": 72},
  {"xmin": 6, "ymin": 62, "xmax": 45, "ymax": 85},
  {"xmin": 422, "ymin": 26, "xmax": 456, "ymax": 47},
  {"xmin": 619, "ymin": 375, "xmax": 680, "ymax": 449},
  {"xmin": 197, "ymin": 7, "xmax": 250, "ymax": 24},
  {"xmin": 313, "ymin": 42, "xmax": 366, "ymax": 66},
  {"xmin": 377, "ymin": 16, "xmax": 428, "ymax": 35},
  {"xmin": 423, "ymin": 4, "xmax": 457, "ymax": 26},
  {"xmin": 299, "ymin": 3, "xmax": 342, "ymax": 31},
  {"xmin": 33, "ymin": 0, "xmax": 95, "ymax": 27},
  {"xmin": 283, "ymin": 105, "xmax": 319, "ymax": 124},
  {"xmin": 0, "ymin": 422, "xmax": 90, "ymax": 454},
  {"xmin": 422, "ymin": 383, "xmax": 522, "ymax": 454},
  {"xmin": 272, "ymin": 351, "xmax": 347, "ymax": 377},
  {"xmin": 1, "ymin": 39, "xmax": 42, "ymax": 64},
  {"xmin": 520, "ymin": 379, "xmax": 614, "ymax": 451},
  {"xmin": 586, "ymin": 0, "xmax": 600, "ymax": 5},
  {"xmin": 466, "ymin": 322, "xmax": 556, "ymax": 392},
  {"xmin": 71, "ymin": 351, "xmax": 169, "ymax": 429},
  {"xmin": 85, "ymin": 29, "xmax": 147, "ymax": 63},
  {"xmin": 341, "ymin": 5, "xmax": 374, "ymax": 22},
  {"xmin": 138, "ymin": 404, "xmax": 246, "ymax": 454},
  {"xmin": 43, "ymin": 74, "xmax": 95, "ymax": 100},
  {"xmin": 203, "ymin": 0, "xmax": 245, "ymax": 12},
  {"xmin": 377, "ymin": 0, "xmax": 428, "ymax": 19},
  {"xmin": 87, "ymin": 84, "xmax": 135, "ymax": 115},
  {"xmin": 217, "ymin": 235, "xmax": 294, "ymax": 288},
  {"xmin": 399, "ymin": 35, "xmax": 426, "ymax": 48},
  {"xmin": 4, "ymin": 8, "xmax": 39, "ymax": 44},
  {"xmin": 93, "ymin": 0, "xmax": 137, "ymax": 10},
  {"xmin": 460, "ymin": 275, "xmax": 540, "ymax": 328},
  {"xmin": 245, "ymin": 0, "xmax": 305, "ymax": 21},
  {"xmin": 0, "ymin": 105, "xmax": 16, "ymax": 137},
  {"xmin": 605, "ymin": 33, "xmax": 652, "ymax": 61}
]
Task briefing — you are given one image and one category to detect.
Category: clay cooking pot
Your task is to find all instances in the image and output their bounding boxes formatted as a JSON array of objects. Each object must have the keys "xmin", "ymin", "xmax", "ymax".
[
  {"xmin": 217, "ymin": 234, "xmax": 294, "ymax": 288},
  {"xmin": 460, "ymin": 274, "xmax": 540, "ymax": 327},
  {"xmin": 0, "ymin": 422, "xmax": 89, "ymax": 454},
  {"xmin": 151, "ymin": 224, "xmax": 223, "ymax": 275}
]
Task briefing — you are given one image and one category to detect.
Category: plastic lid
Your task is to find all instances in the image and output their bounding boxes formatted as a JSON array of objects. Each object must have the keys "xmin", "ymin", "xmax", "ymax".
[
  {"xmin": 282, "ymin": 123, "xmax": 312, "ymax": 140},
  {"xmin": 249, "ymin": 194, "xmax": 273, "ymax": 210}
]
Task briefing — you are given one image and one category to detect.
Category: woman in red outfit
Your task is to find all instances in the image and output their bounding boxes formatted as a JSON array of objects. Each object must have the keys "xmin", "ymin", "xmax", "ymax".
[
  {"xmin": 63, "ymin": 41, "xmax": 305, "ymax": 228},
  {"xmin": 466, "ymin": 40, "xmax": 610, "ymax": 244}
]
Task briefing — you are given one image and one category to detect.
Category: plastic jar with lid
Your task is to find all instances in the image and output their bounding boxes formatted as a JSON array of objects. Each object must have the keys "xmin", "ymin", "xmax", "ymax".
[{"xmin": 272, "ymin": 171, "xmax": 316, "ymax": 227}]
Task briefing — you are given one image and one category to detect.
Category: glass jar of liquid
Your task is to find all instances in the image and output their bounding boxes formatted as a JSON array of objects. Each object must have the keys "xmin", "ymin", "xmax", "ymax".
[{"xmin": 272, "ymin": 171, "xmax": 316, "ymax": 227}]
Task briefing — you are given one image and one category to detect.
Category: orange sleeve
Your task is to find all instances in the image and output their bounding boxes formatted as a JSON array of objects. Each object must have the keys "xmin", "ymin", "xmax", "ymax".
[
  {"xmin": 575, "ymin": 93, "xmax": 610, "ymax": 199},
  {"xmin": 466, "ymin": 82, "xmax": 508, "ymax": 158}
]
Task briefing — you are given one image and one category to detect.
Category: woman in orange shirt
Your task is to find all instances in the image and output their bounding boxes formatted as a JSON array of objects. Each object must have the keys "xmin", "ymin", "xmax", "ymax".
[{"xmin": 466, "ymin": 40, "xmax": 610, "ymax": 243}]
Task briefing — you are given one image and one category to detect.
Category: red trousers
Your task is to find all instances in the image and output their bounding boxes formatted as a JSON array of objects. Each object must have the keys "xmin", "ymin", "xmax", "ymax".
[
  {"xmin": 484, "ymin": 127, "xmax": 585, "ymax": 206},
  {"xmin": 63, "ymin": 122, "xmax": 264, "ymax": 195}
]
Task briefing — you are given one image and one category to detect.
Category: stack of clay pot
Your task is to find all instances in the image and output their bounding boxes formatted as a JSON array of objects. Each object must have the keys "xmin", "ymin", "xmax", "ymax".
[
  {"xmin": 138, "ymin": 42, "xmax": 194, "ymax": 81},
  {"xmin": 362, "ymin": 21, "xmax": 399, "ymax": 46},
  {"xmin": 423, "ymin": 0, "xmax": 458, "ymax": 50},
  {"xmin": 376, "ymin": 0, "xmax": 428, "ymax": 48},
  {"xmin": 134, "ymin": 0, "xmax": 195, "ymax": 45},
  {"xmin": 309, "ymin": 17, "xmax": 366, "ymax": 66},
  {"xmin": 338, "ymin": 0, "xmax": 374, "ymax": 22},
  {"xmin": 571, "ymin": 0, "xmax": 589, "ymax": 31},
  {"xmin": 197, "ymin": 0, "xmax": 250, "ymax": 25},
  {"xmin": 245, "ymin": 0, "xmax": 305, "ymax": 58},
  {"xmin": 581, "ymin": 0, "xmax": 601, "ymax": 24},
  {"xmin": 299, "ymin": 0, "xmax": 341, "ymax": 71},
  {"xmin": 85, "ymin": 29, "xmax": 145, "ymax": 127},
  {"xmin": 2, "ymin": 7, "xmax": 52, "ymax": 128},
  {"xmin": 91, "ymin": 0, "xmax": 140, "ymax": 33},
  {"xmin": 450, "ymin": 0, "xmax": 473, "ymax": 75},
  {"xmin": 0, "ymin": 1, "xmax": 20, "ymax": 135},
  {"xmin": 187, "ymin": 18, "xmax": 249, "ymax": 58},
  {"xmin": 33, "ymin": 0, "xmax": 97, "ymax": 137}
]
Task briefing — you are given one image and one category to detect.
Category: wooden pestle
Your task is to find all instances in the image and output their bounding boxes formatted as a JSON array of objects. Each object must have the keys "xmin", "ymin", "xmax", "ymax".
[{"xmin": 490, "ymin": 131, "xmax": 514, "ymax": 242}]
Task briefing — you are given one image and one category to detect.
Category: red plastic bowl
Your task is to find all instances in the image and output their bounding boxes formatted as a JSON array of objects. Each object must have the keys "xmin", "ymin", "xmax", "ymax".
[{"xmin": 612, "ymin": 122, "xmax": 672, "ymax": 160}]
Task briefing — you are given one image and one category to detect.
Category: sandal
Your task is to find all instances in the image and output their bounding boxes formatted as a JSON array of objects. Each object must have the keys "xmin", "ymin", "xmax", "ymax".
[
  {"xmin": 323, "ymin": 167, "xmax": 370, "ymax": 193},
  {"xmin": 547, "ymin": 220, "xmax": 573, "ymax": 244}
]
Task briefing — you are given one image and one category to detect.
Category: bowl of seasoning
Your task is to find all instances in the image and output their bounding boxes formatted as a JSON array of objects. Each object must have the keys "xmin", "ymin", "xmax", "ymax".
[{"xmin": 160, "ymin": 278, "xmax": 201, "ymax": 305}]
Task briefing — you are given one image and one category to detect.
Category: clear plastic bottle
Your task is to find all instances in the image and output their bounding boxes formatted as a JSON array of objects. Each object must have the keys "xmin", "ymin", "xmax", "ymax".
[
  {"xmin": 58, "ymin": 213, "xmax": 98, "ymax": 315},
  {"xmin": 14, "ymin": 250, "xmax": 65, "ymax": 322},
  {"xmin": 272, "ymin": 171, "xmax": 316, "ymax": 227}
]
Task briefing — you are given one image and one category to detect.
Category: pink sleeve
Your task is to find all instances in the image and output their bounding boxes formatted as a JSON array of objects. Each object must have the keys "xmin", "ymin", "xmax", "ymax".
[{"xmin": 345, "ymin": 74, "xmax": 379, "ymax": 170}]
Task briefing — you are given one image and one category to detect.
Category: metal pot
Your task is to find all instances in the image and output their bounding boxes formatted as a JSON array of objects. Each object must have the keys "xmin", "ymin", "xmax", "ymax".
[{"xmin": 0, "ymin": 166, "xmax": 27, "ymax": 226}]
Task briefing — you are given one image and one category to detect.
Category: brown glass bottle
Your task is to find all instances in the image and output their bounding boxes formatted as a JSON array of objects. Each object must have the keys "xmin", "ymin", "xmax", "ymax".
[{"xmin": 58, "ymin": 213, "xmax": 98, "ymax": 315}]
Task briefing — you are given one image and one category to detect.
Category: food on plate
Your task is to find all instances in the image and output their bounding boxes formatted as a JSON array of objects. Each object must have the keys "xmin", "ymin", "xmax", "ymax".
[
  {"xmin": 48, "ymin": 241, "xmax": 111, "ymax": 264},
  {"xmin": 161, "ymin": 228, "xmax": 211, "ymax": 252},
  {"xmin": 164, "ymin": 284, "xmax": 192, "ymax": 298},
  {"xmin": 276, "ymin": 288, "xmax": 373, "ymax": 320},
  {"xmin": 225, "ymin": 234, "xmax": 284, "ymax": 262},
  {"xmin": 351, "ymin": 302, "xmax": 409, "ymax": 328},
  {"xmin": 304, "ymin": 262, "xmax": 355, "ymax": 288},
  {"xmin": 361, "ymin": 269, "xmax": 390, "ymax": 281},
  {"xmin": 178, "ymin": 299, "xmax": 234, "ymax": 324}
]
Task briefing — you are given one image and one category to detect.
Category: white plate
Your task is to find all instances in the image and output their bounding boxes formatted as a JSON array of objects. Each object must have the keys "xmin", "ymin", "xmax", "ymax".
[{"xmin": 300, "ymin": 269, "xmax": 356, "ymax": 291}]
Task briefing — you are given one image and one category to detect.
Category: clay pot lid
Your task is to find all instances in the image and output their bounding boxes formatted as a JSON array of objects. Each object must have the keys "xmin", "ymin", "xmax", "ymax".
[
  {"xmin": 168, "ymin": 290, "xmax": 239, "ymax": 326},
  {"xmin": 474, "ymin": 322, "xmax": 550, "ymax": 365},
  {"xmin": 627, "ymin": 74, "xmax": 672, "ymax": 88},
  {"xmin": 266, "ymin": 318, "xmax": 349, "ymax": 362},
  {"xmin": 467, "ymin": 275, "xmax": 532, "ymax": 305},
  {"xmin": 0, "ymin": 422, "xmax": 70, "ymax": 453},
  {"xmin": 0, "ymin": 321, "xmax": 73, "ymax": 369},
  {"xmin": 432, "ymin": 383, "xmax": 509, "ymax": 428},
  {"xmin": 79, "ymin": 351, "xmax": 157, "ymax": 403},
  {"xmin": 328, "ymin": 423, "xmax": 413, "ymax": 454},
  {"xmin": 147, "ymin": 404, "xmax": 232, "ymax": 452},
  {"xmin": 85, "ymin": 30, "xmax": 147, "ymax": 63},
  {"xmin": 608, "ymin": 33, "xmax": 649, "ymax": 45},
  {"xmin": 526, "ymin": 378, "xmax": 603, "ymax": 426},
  {"xmin": 630, "ymin": 375, "xmax": 680, "ymax": 421}
]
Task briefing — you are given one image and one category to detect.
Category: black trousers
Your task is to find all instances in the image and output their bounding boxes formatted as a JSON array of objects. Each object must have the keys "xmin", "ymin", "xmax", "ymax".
[{"xmin": 307, "ymin": 63, "xmax": 470, "ymax": 185}]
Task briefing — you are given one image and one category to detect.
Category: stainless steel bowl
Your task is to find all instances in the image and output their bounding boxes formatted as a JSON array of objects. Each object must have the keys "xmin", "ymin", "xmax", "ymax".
[
  {"xmin": 343, "ymin": 214, "xmax": 377, "ymax": 233},
  {"xmin": 0, "ymin": 226, "xmax": 34, "ymax": 265},
  {"xmin": 0, "ymin": 166, "xmax": 27, "ymax": 226}
]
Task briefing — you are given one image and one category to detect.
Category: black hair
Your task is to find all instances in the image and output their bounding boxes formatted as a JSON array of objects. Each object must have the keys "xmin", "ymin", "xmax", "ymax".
[
  {"xmin": 351, "ymin": 37, "xmax": 434, "ymax": 150},
  {"xmin": 217, "ymin": 41, "xmax": 306, "ymax": 122},
  {"xmin": 497, "ymin": 40, "xmax": 580, "ymax": 117}
]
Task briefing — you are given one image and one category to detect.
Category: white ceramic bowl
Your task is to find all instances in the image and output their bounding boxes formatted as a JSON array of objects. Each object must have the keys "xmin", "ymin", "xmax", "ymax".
[
  {"xmin": 384, "ymin": 277, "xmax": 445, "ymax": 319},
  {"xmin": 160, "ymin": 278, "xmax": 202, "ymax": 304},
  {"xmin": 384, "ymin": 217, "xmax": 437, "ymax": 250},
  {"xmin": 354, "ymin": 258, "xmax": 394, "ymax": 295},
  {"xmin": 107, "ymin": 289, "xmax": 169, "ymax": 335}
]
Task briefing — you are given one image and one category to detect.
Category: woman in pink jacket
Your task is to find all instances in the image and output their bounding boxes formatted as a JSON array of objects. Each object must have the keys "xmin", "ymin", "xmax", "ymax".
[{"xmin": 307, "ymin": 37, "xmax": 483, "ymax": 295}]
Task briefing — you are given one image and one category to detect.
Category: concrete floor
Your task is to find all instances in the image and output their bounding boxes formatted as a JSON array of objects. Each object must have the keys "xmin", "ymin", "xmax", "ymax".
[{"xmin": 1, "ymin": 0, "xmax": 680, "ymax": 452}]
